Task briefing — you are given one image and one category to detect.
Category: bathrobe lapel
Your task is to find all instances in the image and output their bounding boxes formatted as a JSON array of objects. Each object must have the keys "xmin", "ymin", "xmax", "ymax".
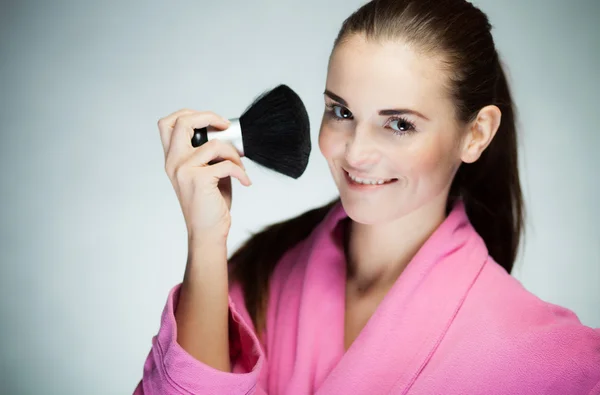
[{"xmin": 297, "ymin": 199, "xmax": 489, "ymax": 394}]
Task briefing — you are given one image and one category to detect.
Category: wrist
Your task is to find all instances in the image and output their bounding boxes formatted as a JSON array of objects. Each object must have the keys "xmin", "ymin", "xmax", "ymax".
[{"xmin": 188, "ymin": 230, "xmax": 228, "ymax": 246}]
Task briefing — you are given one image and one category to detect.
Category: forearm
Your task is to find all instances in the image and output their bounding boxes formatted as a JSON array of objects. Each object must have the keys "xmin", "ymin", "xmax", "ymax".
[{"xmin": 174, "ymin": 236, "xmax": 231, "ymax": 372}]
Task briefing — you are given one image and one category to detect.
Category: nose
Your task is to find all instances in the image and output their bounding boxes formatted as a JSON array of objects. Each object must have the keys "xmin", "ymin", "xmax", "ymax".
[{"xmin": 344, "ymin": 126, "xmax": 380, "ymax": 169}]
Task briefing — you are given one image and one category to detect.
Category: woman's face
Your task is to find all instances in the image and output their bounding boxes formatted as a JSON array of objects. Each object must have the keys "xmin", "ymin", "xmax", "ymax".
[{"xmin": 318, "ymin": 34, "xmax": 466, "ymax": 224}]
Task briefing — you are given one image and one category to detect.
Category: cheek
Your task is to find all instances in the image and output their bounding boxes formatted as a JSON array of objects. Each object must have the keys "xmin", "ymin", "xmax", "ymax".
[
  {"xmin": 318, "ymin": 123, "xmax": 342, "ymax": 159},
  {"xmin": 398, "ymin": 134, "xmax": 460, "ymax": 184}
]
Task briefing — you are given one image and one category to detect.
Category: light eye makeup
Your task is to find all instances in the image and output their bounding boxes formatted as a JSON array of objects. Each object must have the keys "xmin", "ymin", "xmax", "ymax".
[{"xmin": 324, "ymin": 102, "xmax": 418, "ymax": 136}]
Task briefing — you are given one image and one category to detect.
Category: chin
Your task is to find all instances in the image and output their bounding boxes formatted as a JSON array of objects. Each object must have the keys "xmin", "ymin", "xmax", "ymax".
[{"xmin": 338, "ymin": 195, "xmax": 398, "ymax": 225}]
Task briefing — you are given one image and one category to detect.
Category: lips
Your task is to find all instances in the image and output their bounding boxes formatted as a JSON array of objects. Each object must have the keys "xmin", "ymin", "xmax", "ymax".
[
  {"xmin": 343, "ymin": 169, "xmax": 397, "ymax": 184},
  {"xmin": 343, "ymin": 169, "xmax": 398, "ymax": 187}
]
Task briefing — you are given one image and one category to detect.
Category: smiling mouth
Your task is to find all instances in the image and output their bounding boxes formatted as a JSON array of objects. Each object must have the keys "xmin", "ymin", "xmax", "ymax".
[{"xmin": 343, "ymin": 169, "xmax": 398, "ymax": 186}]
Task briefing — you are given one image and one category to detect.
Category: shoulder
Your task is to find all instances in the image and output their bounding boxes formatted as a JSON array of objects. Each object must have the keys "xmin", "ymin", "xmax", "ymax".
[
  {"xmin": 469, "ymin": 257, "xmax": 598, "ymax": 338},
  {"xmin": 450, "ymin": 257, "xmax": 600, "ymax": 391}
]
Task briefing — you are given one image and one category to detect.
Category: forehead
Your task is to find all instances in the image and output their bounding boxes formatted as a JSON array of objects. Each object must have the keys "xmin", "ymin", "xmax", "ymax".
[{"xmin": 326, "ymin": 35, "xmax": 449, "ymax": 111}]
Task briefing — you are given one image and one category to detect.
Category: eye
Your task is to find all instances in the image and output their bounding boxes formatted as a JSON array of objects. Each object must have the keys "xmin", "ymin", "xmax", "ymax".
[
  {"xmin": 325, "ymin": 103, "xmax": 418, "ymax": 136},
  {"xmin": 388, "ymin": 117, "xmax": 416, "ymax": 135},
  {"xmin": 326, "ymin": 103, "xmax": 353, "ymax": 120}
]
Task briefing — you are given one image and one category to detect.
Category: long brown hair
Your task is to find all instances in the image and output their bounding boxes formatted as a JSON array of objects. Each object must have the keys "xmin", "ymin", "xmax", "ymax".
[{"xmin": 229, "ymin": 0, "xmax": 524, "ymax": 335}]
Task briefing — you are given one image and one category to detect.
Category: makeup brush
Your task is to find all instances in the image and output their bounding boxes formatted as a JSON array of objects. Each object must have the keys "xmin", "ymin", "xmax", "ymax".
[{"xmin": 191, "ymin": 84, "xmax": 311, "ymax": 179}]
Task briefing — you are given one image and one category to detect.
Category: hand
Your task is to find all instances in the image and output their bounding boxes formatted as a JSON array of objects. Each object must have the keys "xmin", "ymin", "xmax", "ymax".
[{"xmin": 157, "ymin": 109, "xmax": 252, "ymax": 241}]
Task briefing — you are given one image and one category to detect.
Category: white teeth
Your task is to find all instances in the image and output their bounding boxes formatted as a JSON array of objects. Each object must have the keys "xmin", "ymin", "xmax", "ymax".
[{"xmin": 348, "ymin": 172, "xmax": 393, "ymax": 185}]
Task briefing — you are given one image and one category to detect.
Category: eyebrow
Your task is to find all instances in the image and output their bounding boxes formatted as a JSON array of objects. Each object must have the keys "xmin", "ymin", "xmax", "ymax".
[{"xmin": 323, "ymin": 89, "xmax": 430, "ymax": 121}]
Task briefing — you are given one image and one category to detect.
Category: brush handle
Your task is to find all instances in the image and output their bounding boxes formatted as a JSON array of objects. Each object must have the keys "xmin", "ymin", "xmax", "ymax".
[
  {"xmin": 192, "ymin": 118, "xmax": 245, "ymax": 156},
  {"xmin": 191, "ymin": 127, "xmax": 209, "ymax": 147}
]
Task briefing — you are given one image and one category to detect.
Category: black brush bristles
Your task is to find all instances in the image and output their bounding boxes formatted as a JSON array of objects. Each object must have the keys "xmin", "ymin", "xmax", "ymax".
[{"xmin": 239, "ymin": 84, "xmax": 311, "ymax": 179}]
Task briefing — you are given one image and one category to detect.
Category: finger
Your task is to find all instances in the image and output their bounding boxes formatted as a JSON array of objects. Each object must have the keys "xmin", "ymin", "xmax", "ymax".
[
  {"xmin": 206, "ymin": 160, "xmax": 252, "ymax": 187},
  {"xmin": 158, "ymin": 108, "xmax": 196, "ymax": 156},
  {"xmin": 168, "ymin": 139, "xmax": 246, "ymax": 183},
  {"xmin": 167, "ymin": 111, "xmax": 231, "ymax": 165},
  {"xmin": 184, "ymin": 138, "xmax": 245, "ymax": 171}
]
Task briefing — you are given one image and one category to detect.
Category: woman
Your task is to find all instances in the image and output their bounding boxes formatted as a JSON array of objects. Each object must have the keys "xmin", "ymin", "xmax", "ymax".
[{"xmin": 135, "ymin": 0, "xmax": 600, "ymax": 393}]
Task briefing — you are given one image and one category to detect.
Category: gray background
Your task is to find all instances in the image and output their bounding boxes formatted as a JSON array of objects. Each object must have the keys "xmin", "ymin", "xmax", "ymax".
[{"xmin": 1, "ymin": 1, "xmax": 598, "ymax": 394}]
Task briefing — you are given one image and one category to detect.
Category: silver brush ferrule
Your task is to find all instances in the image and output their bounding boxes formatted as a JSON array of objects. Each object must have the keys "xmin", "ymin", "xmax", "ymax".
[{"xmin": 206, "ymin": 118, "xmax": 244, "ymax": 156}]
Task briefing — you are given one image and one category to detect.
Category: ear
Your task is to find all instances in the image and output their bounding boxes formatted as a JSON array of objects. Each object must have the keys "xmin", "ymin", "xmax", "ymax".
[{"xmin": 460, "ymin": 105, "xmax": 502, "ymax": 164}]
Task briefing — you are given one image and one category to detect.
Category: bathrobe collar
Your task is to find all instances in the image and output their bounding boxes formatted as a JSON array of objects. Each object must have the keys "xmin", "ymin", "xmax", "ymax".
[{"xmin": 297, "ymin": 198, "xmax": 489, "ymax": 394}]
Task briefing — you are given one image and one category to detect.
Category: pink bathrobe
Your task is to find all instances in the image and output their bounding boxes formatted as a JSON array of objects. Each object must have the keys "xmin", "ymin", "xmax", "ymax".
[{"xmin": 134, "ymin": 200, "xmax": 600, "ymax": 394}]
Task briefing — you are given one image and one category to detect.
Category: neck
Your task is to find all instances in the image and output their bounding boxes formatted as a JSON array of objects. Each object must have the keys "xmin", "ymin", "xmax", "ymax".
[{"xmin": 343, "ymin": 195, "xmax": 450, "ymax": 295}]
